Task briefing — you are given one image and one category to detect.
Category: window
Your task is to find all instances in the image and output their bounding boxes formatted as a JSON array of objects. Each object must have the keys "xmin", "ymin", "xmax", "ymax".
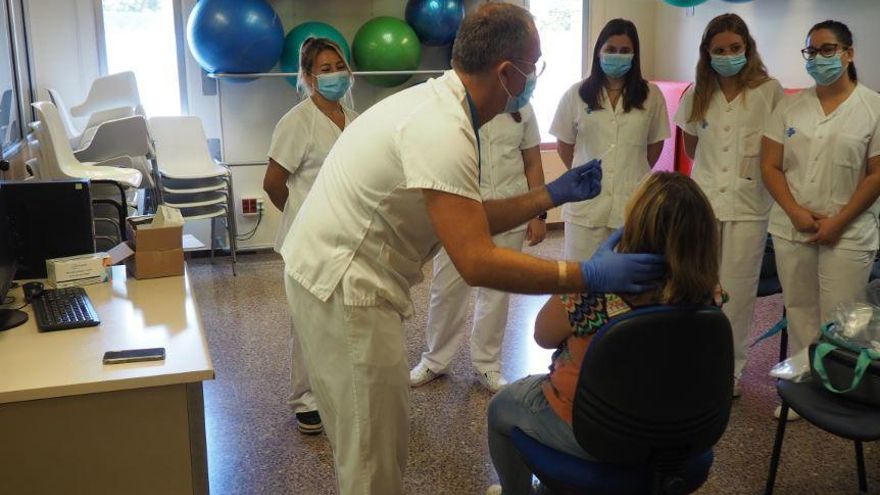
[
  {"xmin": 529, "ymin": 0, "xmax": 584, "ymax": 144},
  {"xmin": 99, "ymin": 0, "xmax": 184, "ymax": 116}
]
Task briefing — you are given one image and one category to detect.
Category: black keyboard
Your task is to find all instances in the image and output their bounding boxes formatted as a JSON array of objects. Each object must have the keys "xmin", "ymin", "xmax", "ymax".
[{"xmin": 32, "ymin": 287, "xmax": 101, "ymax": 332}]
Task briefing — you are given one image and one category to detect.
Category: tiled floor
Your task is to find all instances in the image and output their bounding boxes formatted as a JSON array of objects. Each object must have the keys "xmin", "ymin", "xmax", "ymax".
[{"xmin": 188, "ymin": 231, "xmax": 879, "ymax": 494}]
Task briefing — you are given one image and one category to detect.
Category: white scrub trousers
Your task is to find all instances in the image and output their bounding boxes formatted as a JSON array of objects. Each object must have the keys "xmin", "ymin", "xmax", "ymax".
[
  {"xmin": 564, "ymin": 222, "xmax": 614, "ymax": 260},
  {"xmin": 718, "ymin": 221, "xmax": 767, "ymax": 378},
  {"xmin": 285, "ymin": 276, "xmax": 409, "ymax": 495},
  {"xmin": 420, "ymin": 229, "xmax": 526, "ymax": 373},
  {"xmin": 773, "ymin": 237, "xmax": 875, "ymax": 356},
  {"xmin": 286, "ymin": 316, "xmax": 317, "ymax": 413}
]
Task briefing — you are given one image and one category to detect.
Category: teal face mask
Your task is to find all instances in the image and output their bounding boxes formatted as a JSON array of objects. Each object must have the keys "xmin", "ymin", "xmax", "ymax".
[
  {"xmin": 711, "ymin": 53, "xmax": 747, "ymax": 77},
  {"xmin": 600, "ymin": 53, "xmax": 634, "ymax": 79},
  {"xmin": 501, "ymin": 63, "xmax": 537, "ymax": 113},
  {"xmin": 314, "ymin": 71, "xmax": 352, "ymax": 101},
  {"xmin": 806, "ymin": 54, "xmax": 845, "ymax": 86}
]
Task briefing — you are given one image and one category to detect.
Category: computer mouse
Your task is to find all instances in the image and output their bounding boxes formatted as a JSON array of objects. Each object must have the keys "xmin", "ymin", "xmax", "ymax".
[{"xmin": 22, "ymin": 281, "xmax": 44, "ymax": 302}]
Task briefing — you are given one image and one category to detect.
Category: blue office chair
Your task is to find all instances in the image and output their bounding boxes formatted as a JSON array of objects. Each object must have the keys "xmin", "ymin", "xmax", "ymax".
[
  {"xmin": 764, "ymin": 345, "xmax": 880, "ymax": 494},
  {"xmin": 511, "ymin": 305, "xmax": 734, "ymax": 495}
]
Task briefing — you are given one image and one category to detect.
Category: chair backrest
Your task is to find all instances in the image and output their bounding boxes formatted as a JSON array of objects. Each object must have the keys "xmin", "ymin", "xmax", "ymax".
[
  {"xmin": 46, "ymin": 87, "xmax": 80, "ymax": 138},
  {"xmin": 148, "ymin": 116, "xmax": 216, "ymax": 178},
  {"xmin": 70, "ymin": 71, "xmax": 143, "ymax": 118},
  {"xmin": 573, "ymin": 305, "xmax": 733, "ymax": 464},
  {"xmin": 32, "ymin": 101, "xmax": 86, "ymax": 180}
]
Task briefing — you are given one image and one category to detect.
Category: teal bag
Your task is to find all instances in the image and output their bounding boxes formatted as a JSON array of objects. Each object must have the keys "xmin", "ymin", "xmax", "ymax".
[{"xmin": 811, "ymin": 322, "xmax": 880, "ymax": 403}]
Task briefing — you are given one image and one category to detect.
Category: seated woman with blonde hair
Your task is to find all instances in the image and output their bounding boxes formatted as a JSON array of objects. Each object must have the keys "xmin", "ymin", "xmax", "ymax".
[{"xmin": 486, "ymin": 172, "xmax": 724, "ymax": 495}]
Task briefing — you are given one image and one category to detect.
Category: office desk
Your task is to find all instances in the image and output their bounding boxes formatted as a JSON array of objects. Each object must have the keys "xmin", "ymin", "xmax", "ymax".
[{"xmin": 0, "ymin": 266, "xmax": 214, "ymax": 495}]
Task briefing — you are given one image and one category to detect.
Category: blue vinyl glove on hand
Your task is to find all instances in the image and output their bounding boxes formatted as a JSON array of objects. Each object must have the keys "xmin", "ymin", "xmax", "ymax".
[
  {"xmin": 579, "ymin": 229, "xmax": 666, "ymax": 294},
  {"xmin": 545, "ymin": 159, "xmax": 602, "ymax": 206}
]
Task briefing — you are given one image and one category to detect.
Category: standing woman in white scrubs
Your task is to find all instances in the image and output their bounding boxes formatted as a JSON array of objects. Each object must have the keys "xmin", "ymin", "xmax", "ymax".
[
  {"xmin": 675, "ymin": 13, "xmax": 783, "ymax": 396},
  {"xmin": 262, "ymin": 37, "xmax": 357, "ymax": 434},
  {"xmin": 410, "ymin": 104, "xmax": 545, "ymax": 392},
  {"xmin": 551, "ymin": 18, "xmax": 670, "ymax": 259},
  {"xmin": 762, "ymin": 20, "xmax": 880, "ymax": 418}
]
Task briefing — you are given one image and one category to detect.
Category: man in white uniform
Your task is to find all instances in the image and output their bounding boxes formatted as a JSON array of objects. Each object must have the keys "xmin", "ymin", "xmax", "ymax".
[{"xmin": 281, "ymin": 5, "xmax": 665, "ymax": 494}]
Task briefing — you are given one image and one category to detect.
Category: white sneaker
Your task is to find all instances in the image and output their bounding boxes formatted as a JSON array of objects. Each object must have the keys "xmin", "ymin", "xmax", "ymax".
[
  {"xmin": 774, "ymin": 405, "xmax": 801, "ymax": 421},
  {"xmin": 476, "ymin": 369, "xmax": 508, "ymax": 393},
  {"xmin": 409, "ymin": 361, "xmax": 443, "ymax": 387},
  {"xmin": 733, "ymin": 378, "xmax": 741, "ymax": 398},
  {"xmin": 485, "ymin": 485, "xmax": 502, "ymax": 495}
]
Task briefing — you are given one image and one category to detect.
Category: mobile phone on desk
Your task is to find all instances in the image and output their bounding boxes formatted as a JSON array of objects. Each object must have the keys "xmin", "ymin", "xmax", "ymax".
[{"xmin": 103, "ymin": 347, "xmax": 165, "ymax": 365}]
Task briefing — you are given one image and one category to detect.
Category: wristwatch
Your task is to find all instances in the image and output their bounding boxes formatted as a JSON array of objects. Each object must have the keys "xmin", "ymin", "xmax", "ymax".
[{"xmin": 537, "ymin": 212, "xmax": 548, "ymax": 221}]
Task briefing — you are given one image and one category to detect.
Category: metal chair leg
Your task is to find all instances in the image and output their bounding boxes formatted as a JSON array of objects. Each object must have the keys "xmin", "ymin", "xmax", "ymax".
[
  {"xmin": 855, "ymin": 441, "xmax": 868, "ymax": 493},
  {"xmin": 224, "ymin": 175, "xmax": 238, "ymax": 276},
  {"xmin": 764, "ymin": 401, "xmax": 790, "ymax": 495},
  {"xmin": 778, "ymin": 308, "xmax": 788, "ymax": 363},
  {"xmin": 209, "ymin": 216, "xmax": 216, "ymax": 264}
]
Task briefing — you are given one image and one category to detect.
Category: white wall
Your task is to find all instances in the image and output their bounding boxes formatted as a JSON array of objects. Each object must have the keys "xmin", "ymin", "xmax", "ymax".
[
  {"xmin": 26, "ymin": 0, "xmax": 101, "ymax": 110},
  {"xmin": 653, "ymin": 0, "xmax": 880, "ymax": 89}
]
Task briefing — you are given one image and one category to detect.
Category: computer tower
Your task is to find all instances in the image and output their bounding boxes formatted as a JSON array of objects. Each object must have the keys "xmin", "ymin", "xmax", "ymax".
[{"xmin": 0, "ymin": 179, "xmax": 95, "ymax": 279}]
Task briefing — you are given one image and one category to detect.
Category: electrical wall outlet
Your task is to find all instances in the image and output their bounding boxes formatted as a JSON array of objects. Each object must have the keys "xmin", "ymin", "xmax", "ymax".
[
  {"xmin": 256, "ymin": 198, "xmax": 265, "ymax": 214},
  {"xmin": 241, "ymin": 197, "xmax": 258, "ymax": 216}
]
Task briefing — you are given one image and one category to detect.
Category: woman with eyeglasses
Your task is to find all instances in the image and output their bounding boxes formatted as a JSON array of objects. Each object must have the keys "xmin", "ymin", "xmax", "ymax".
[
  {"xmin": 262, "ymin": 37, "xmax": 358, "ymax": 435},
  {"xmin": 674, "ymin": 14, "xmax": 783, "ymax": 399},
  {"xmin": 761, "ymin": 20, "xmax": 880, "ymax": 419},
  {"xmin": 550, "ymin": 18, "xmax": 670, "ymax": 260}
]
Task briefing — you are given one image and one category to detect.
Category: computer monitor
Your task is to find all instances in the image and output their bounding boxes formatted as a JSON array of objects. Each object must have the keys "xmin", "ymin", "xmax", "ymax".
[
  {"xmin": 0, "ymin": 181, "xmax": 27, "ymax": 331},
  {"xmin": 0, "ymin": 179, "xmax": 95, "ymax": 279}
]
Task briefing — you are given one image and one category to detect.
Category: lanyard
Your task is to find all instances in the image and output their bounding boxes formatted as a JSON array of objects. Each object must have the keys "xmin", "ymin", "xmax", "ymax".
[{"xmin": 465, "ymin": 90, "xmax": 481, "ymax": 179}]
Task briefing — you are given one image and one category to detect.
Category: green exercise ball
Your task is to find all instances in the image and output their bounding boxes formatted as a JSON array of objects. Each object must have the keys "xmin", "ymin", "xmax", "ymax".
[
  {"xmin": 352, "ymin": 17, "xmax": 421, "ymax": 87},
  {"xmin": 280, "ymin": 22, "xmax": 351, "ymax": 89},
  {"xmin": 663, "ymin": 0, "xmax": 708, "ymax": 6}
]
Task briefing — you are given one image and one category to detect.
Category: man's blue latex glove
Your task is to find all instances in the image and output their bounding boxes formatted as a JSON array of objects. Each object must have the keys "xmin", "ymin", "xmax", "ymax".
[
  {"xmin": 579, "ymin": 229, "xmax": 666, "ymax": 294},
  {"xmin": 545, "ymin": 159, "xmax": 602, "ymax": 206}
]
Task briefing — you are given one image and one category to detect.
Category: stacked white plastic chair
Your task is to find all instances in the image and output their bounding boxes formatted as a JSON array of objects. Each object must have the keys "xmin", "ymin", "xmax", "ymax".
[
  {"xmin": 148, "ymin": 115, "xmax": 237, "ymax": 274},
  {"xmin": 45, "ymin": 71, "xmax": 157, "ymax": 207},
  {"xmin": 31, "ymin": 101, "xmax": 142, "ymax": 250}
]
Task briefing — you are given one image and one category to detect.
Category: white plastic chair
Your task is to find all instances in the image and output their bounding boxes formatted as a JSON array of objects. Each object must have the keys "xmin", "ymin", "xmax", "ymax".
[
  {"xmin": 149, "ymin": 115, "xmax": 237, "ymax": 274},
  {"xmin": 70, "ymin": 71, "xmax": 144, "ymax": 118},
  {"xmin": 46, "ymin": 87, "xmax": 156, "ymax": 192}
]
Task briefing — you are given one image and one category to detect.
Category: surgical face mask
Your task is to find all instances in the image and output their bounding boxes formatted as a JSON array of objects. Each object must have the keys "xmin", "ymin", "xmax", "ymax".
[
  {"xmin": 711, "ymin": 53, "xmax": 747, "ymax": 77},
  {"xmin": 600, "ymin": 53, "xmax": 634, "ymax": 79},
  {"xmin": 313, "ymin": 71, "xmax": 352, "ymax": 101},
  {"xmin": 500, "ymin": 63, "xmax": 537, "ymax": 113},
  {"xmin": 806, "ymin": 54, "xmax": 845, "ymax": 86}
]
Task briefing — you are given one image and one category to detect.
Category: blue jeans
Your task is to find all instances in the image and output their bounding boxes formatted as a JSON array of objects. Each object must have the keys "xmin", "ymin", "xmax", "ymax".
[{"xmin": 487, "ymin": 374, "xmax": 596, "ymax": 495}]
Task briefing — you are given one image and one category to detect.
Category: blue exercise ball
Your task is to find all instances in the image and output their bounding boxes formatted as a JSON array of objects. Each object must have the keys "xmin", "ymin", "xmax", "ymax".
[
  {"xmin": 663, "ymin": 0, "xmax": 708, "ymax": 6},
  {"xmin": 405, "ymin": 0, "xmax": 465, "ymax": 47},
  {"xmin": 186, "ymin": 0, "xmax": 284, "ymax": 74}
]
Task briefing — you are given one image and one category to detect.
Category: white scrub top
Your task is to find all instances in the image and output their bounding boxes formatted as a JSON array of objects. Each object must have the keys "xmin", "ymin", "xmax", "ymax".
[
  {"xmin": 267, "ymin": 97, "xmax": 357, "ymax": 252},
  {"xmin": 675, "ymin": 79, "xmax": 784, "ymax": 221},
  {"xmin": 479, "ymin": 103, "xmax": 541, "ymax": 232},
  {"xmin": 764, "ymin": 83, "xmax": 880, "ymax": 251},
  {"xmin": 550, "ymin": 81, "xmax": 670, "ymax": 228},
  {"xmin": 281, "ymin": 70, "xmax": 481, "ymax": 317}
]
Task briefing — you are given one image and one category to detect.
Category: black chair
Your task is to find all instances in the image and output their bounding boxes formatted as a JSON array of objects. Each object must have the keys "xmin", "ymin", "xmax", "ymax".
[
  {"xmin": 764, "ymin": 345, "xmax": 880, "ymax": 494},
  {"xmin": 510, "ymin": 305, "xmax": 734, "ymax": 495},
  {"xmin": 754, "ymin": 234, "xmax": 789, "ymax": 362}
]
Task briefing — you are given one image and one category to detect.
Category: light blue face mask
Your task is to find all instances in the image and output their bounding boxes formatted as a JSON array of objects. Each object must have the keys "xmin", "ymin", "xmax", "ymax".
[
  {"xmin": 711, "ymin": 53, "xmax": 747, "ymax": 77},
  {"xmin": 600, "ymin": 53, "xmax": 634, "ymax": 79},
  {"xmin": 806, "ymin": 54, "xmax": 845, "ymax": 86},
  {"xmin": 314, "ymin": 71, "xmax": 352, "ymax": 101},
  {"xmin": 501, "ymin": 63, "xmax": 537, "ymax": 113}
]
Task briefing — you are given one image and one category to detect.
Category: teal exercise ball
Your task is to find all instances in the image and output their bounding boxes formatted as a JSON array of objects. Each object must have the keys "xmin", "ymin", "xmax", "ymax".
[
  {"xmin": 405, "ymin": 0, "xmax": 465, "ymax": 47},
  {"xmin": 280, "ymin": 22, "xmax": 351, "ymax": 88},
  {"xmin": 353, "ymin": 17, "xmax": 421, "ymax": 87},
  {"xmin": 663, "ymin": 0, "xmax": 708, "ymax": 6}
]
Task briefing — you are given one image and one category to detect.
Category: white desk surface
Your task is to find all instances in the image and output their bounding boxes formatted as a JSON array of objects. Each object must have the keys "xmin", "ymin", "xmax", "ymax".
[{"xmin": 0, "ymin": 265, "xmax": 214, "ymax": 404}]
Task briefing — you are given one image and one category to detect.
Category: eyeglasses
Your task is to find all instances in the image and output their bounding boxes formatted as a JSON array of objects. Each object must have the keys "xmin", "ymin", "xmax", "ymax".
[
  {"xmin": 512, "ymin": 57, "xmax": 547, "ymax": 78},
  {"xmin": 801, "ymin": 43, "xmax": 847, "ymax": 60}
]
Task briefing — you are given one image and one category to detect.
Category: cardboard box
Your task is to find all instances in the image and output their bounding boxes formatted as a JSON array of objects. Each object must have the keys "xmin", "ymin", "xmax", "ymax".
[
  {"xmin": 46, "ymin": 253, "xmax": 112, "ymax": 288},
  {"xmin": 125, "ymin": 215, "xmax": 184, "ymax": 279}
]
